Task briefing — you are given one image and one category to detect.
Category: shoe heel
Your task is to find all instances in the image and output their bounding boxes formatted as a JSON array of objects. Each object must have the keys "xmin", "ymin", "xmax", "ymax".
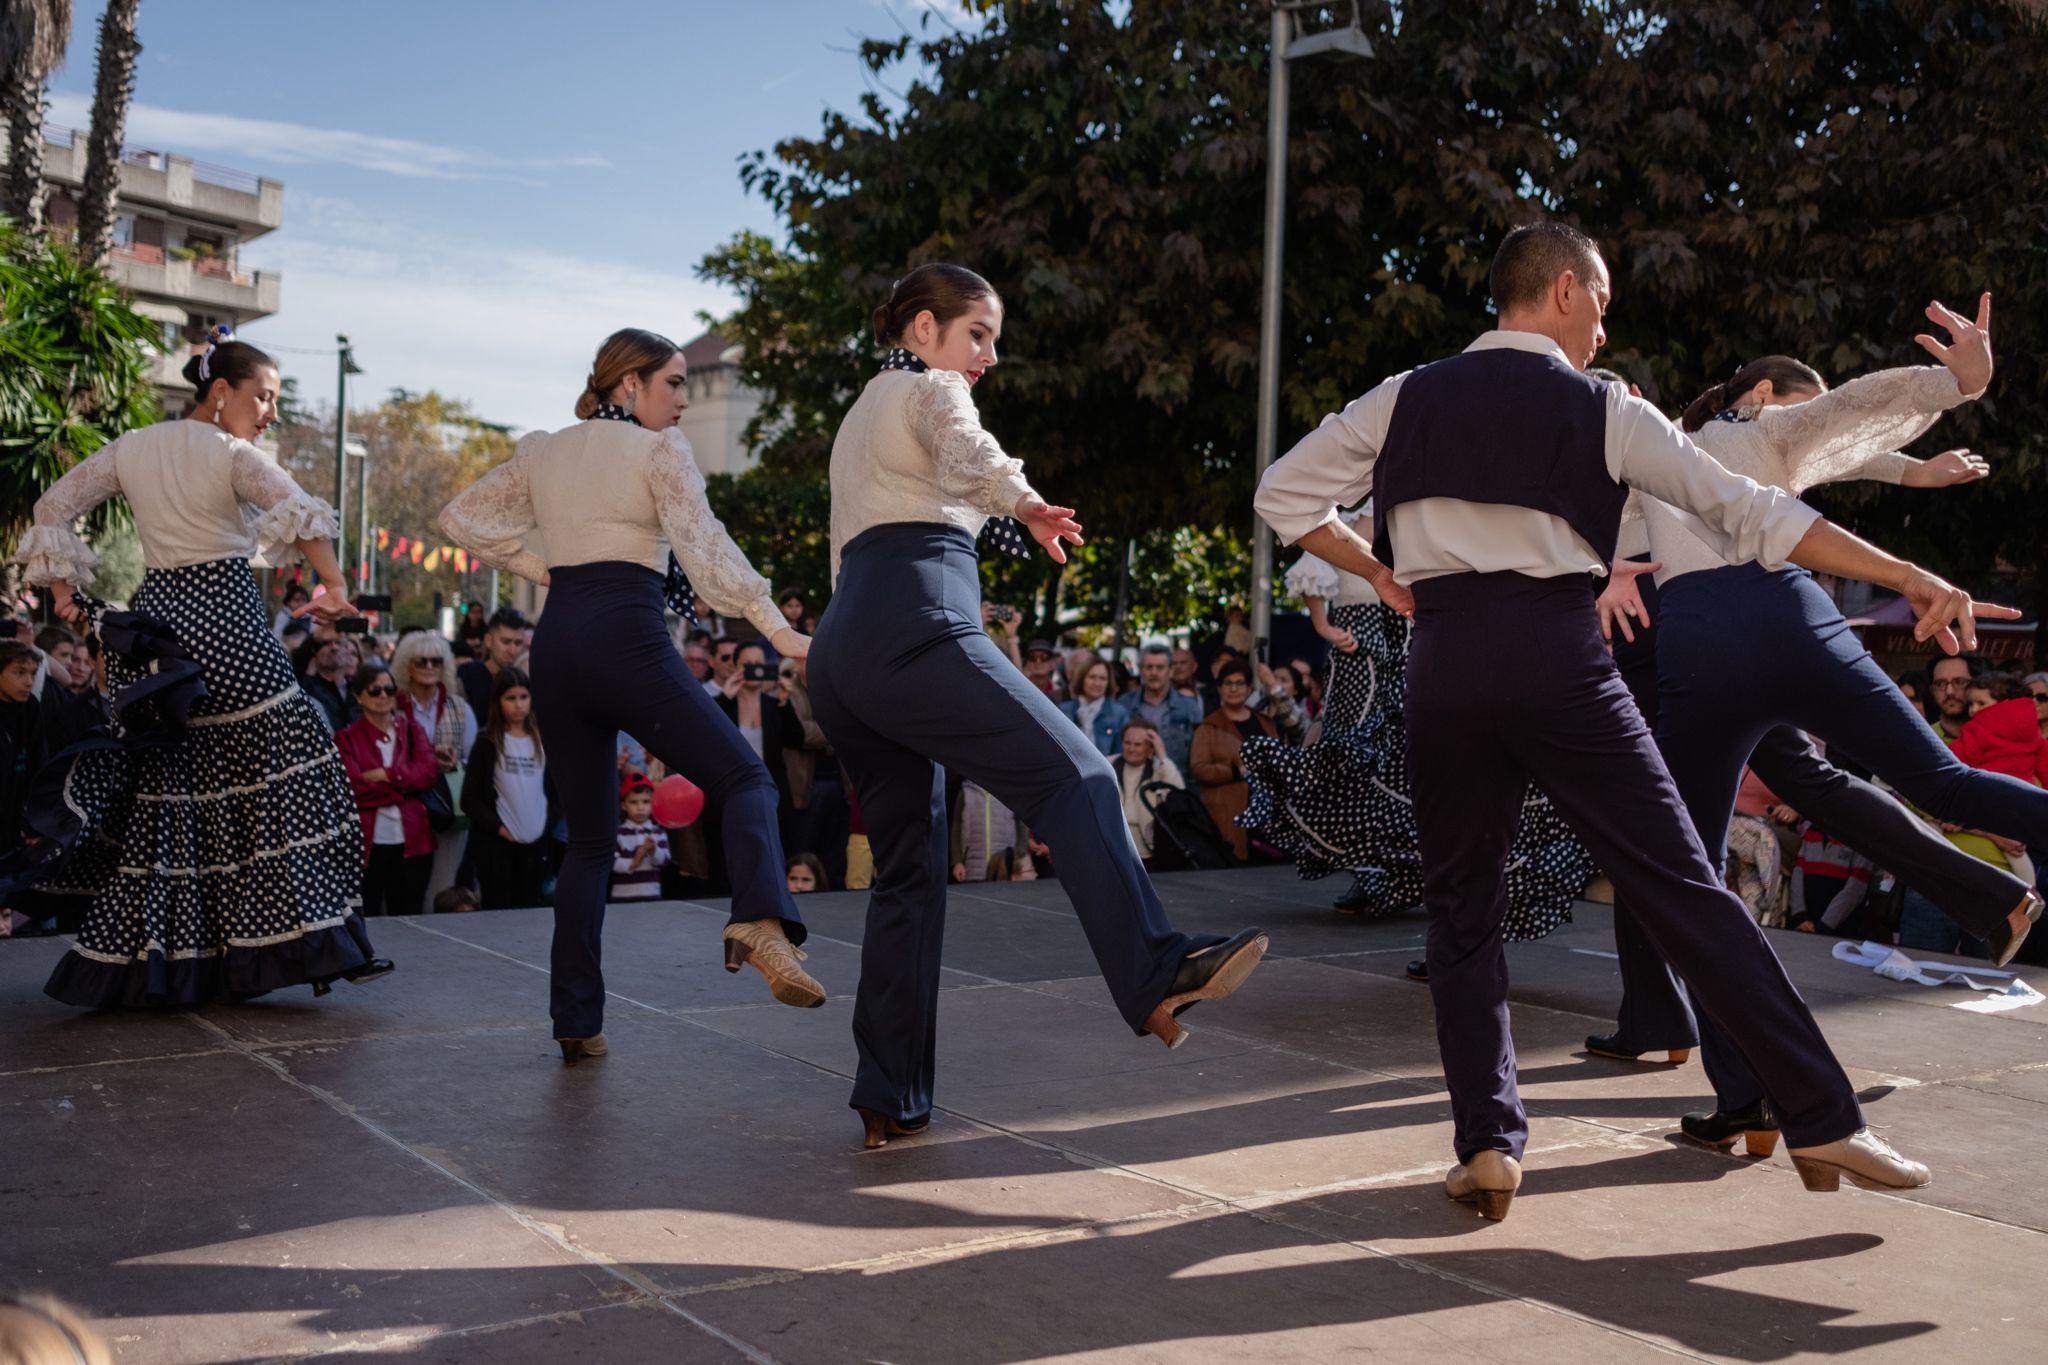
[
  {"xmin": 724, "ymin": 940, "xmax": 748, "ymax": 974},
  {"xmin": 1473, "ymin": 1190, "xmax": 1515, "ymax": 1222},
  {"xmin": 1743, "ymin": 1130, "xmax": 1780, "ymax": 1158},
  {"xmin": 1144, "ymin": 1004, "xmax": 1189, "ymax": 1050},
  {"xmin": 1666, "ymin": 1048, "xmax": 1690, "ymax": 1064},
  {"xmin": 558, "ymin": 1039, "xmax": 585, "ymax": 1065},
  {"xmin": 857, "ymin": 1107, "xmax": 891, "ymax": 1151},
  {"xmin": 1790, "ymin": 1155, "xmax": 1840, "ymax": 1192}
]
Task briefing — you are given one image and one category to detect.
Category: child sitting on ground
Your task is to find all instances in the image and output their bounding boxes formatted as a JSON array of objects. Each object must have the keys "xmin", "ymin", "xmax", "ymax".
[{"xmin": 611, "ymin": 772, "xmax": 670, "ymax": 901}]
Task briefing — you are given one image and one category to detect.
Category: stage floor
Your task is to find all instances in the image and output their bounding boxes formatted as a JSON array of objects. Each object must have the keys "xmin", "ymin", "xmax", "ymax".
[{"xmin": 5, "ymin": 867, "xmax": 2046, "ymax": 1363}]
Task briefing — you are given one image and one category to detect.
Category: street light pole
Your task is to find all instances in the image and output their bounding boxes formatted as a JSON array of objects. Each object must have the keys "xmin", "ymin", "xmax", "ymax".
[
  {"xmin": 1251, "ymin": 3, "xmax": 1374, "ymax": 649},
  {"xmin": 1250, "ymin": 2, "xmax": 1292, "ymax": 652},
  {"xmin": 333, "ymin": 334, "xmax": 353, "ymax": 583}
]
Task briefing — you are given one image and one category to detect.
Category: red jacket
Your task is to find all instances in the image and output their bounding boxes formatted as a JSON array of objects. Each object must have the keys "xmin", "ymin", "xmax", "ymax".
[
  {"xmin": 335, "ymin": 713, "xmax": 440, "ymax": 858},
  {"xmin": 1954, "ymin": 697, "xmax": 2048, "ymax": 787}
]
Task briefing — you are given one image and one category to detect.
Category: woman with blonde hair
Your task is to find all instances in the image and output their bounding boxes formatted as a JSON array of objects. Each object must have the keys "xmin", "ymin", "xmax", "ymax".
[
  {"xmin": 440, "ymin": 328, "xmax": 822, "ymax": 1062},
  {"xmin": 390, "ymin": 629, "xmax": 477, "ymax": 901}
]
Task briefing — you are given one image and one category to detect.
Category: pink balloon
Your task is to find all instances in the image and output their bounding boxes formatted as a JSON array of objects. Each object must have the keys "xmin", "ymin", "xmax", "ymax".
[{"xmin": 651, "ymin": 774, "xmax": 706, "ymax": 828}]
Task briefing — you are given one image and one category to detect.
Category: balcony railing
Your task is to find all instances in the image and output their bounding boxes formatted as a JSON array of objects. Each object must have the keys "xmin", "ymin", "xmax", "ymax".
[{"xmin": 39, "ymin": 123, "xmax": 266, "ymax": 196}]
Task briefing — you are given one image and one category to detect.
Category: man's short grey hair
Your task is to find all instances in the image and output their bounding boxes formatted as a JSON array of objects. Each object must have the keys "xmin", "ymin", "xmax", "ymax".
[{"xmin": 1141, "ymin": 644, "xmax": 1172, "ymax": 661}]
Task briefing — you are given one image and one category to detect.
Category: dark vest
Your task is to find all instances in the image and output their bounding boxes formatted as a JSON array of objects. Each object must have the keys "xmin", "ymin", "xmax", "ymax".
[{"xmin": 1371, "ymin": 347, "xmax": 1625, "ymax": 569}]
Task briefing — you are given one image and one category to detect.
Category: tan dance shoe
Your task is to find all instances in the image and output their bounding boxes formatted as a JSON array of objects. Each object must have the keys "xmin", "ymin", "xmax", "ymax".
[
  {"xmin": 1787, "ymin": 1128, "xmax": 1930, "ymax": 1192},
  {"xmin": 1445, "ymin": 1150, "xmax": 1523, "ymax": 1222},
  {"xmin": 723, "ymin": 921, "xmax": 827, "ymax": 1008},
  {"xmin": 1992, "ymin": 889, "xmax": 2044, "ymax": 969},
  {"xmin": 558, "ymin": 1033, "xmax": 607, "ymax": 1064}
]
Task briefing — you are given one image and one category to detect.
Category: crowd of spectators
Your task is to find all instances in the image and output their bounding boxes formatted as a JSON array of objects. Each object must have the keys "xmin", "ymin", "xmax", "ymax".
[{"xmin": 5, "ymin": 580, "xmax": 2046, "ymax": 964}]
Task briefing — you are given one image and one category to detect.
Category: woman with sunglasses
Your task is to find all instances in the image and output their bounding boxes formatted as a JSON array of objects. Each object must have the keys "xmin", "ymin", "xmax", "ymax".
[
  {"xmin": 336, "ymin": 661, "xmax": 441, "ymax": 916},
  {"xmin": 439, "ymin": 328, "xmax": 822, "ymax": 1063},
  {"xmin": 391, "ymin": 630, "xmax": 476, "ymax": 901},
  {"xmin": 808, "ymin": 264, "xmax": 1269, "ymax": 1149}
]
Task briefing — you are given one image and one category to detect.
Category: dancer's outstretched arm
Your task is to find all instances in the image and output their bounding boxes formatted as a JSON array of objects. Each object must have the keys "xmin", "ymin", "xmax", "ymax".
[{"xmin": 438, "ymin": 433, "xmax": 551, "ymax": 584}]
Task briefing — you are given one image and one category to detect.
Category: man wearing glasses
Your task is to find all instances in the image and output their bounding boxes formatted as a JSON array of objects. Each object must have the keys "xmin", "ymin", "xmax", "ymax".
[{"xmin": 1927, "ymin": 654, "xmax": 1982, "ymax": 743}]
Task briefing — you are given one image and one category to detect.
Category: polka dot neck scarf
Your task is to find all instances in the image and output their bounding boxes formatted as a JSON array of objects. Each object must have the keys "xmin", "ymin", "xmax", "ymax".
[
  {"xmin": 589, "ymin": 403, "xmax": 698, "ymax": 624},
  {"xmin": 880, "ymin": 351, "xmax": 1032, "ymax": 562}
]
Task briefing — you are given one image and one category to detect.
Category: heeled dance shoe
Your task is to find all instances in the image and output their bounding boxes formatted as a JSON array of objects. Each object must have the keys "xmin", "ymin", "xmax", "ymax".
[
  {"xmin": 1405, "ymin": 960, "xmax": 1428, "ymax": 983},
  {"xmin": 1787, "ymin": 1128, "xmax": 1930, "ymax": 1192},
  {"xmin": 1677, "ymin": 1099, "xmax": 1779, "ymax": 1157},
  {"xmin": 723, "ymin": 921, "xmax": 827, "ymax": 1008},
  {"xmin": 311, "ymin": 957, "xmax": 398, "ymax": 997},
  {"xmin": 1585, "ymin": 1032, "xmax": 1691, "ymax": 1065},
  {"xmin": 1143, "ymin": 928, "xmax": 1268, "ymax": 1049},
  {"xmin": 557, "ymin": 1033, "xmax": 608, "ymax": 1065},
  {"xmin": 1991, "ymin": 889, "xmax": 2044, "ymax": 969},
  {"xmin": 1445, "ymin": 1150, "xmax": 1523, "ymax": 1222},
  {"xmin": 856, "ymin": 1107, "xmax": 932, "ymax": 1151}
]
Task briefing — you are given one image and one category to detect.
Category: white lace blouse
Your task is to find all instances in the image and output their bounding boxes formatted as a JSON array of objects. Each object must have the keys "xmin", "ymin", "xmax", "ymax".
[
  {"xmin": 436, "ymin": 419, "xmax": 787, "ymax": 640},
  {"xmin": 15, "ymin": 419, "xmax": 338, "ymax": 587},
  {"xmin": 1283, "ymin": 504, "xmax": 1382, "ymax": 606},
  {"xmin": 1637, "ymin": 365, "xmax": 1971, "ymax": 585},
  {"xmin": 828, "ymin": 369, "xmax": 1037, "ymax": 584}
]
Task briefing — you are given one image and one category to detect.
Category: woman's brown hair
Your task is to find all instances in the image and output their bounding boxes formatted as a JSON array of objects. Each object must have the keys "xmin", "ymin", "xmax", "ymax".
[
  {"xmin": 181, "ymin": 339, "xmax": 276, "ymax": 411},
  {"xmin": 1679, "ymin": 355, "xmax": 1825, "ymax": 432},
  {"xmin": 483, "ymin": 665, "xmax": 543, "ymax": 764},
  {"xmin": 575, "ymin": 328, "xmax": 681, "ymax": 420},
  {"xmin": 871, "ymin": 264, "xmax": 1000, "ymax": 347}
]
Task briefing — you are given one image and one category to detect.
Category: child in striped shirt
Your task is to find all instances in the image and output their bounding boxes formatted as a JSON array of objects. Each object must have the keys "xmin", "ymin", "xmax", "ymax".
[{"xmin": 611, "ymin": 773, "xmax": 670, "ymax": 901}]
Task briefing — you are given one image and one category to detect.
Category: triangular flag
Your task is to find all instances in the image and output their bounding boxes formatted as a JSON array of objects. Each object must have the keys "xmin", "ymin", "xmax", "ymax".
[
  {"xmin": 410, "ymin": 541, "xmax": 425, "ymax": 564},
  {"xmin": 424, "ymin": 548, "xmax": 442, "ymax": 571},
  {"xmin": 453, "ymin": 548, "xmax": 469, "ymax": 573},
  {"xmin": 376, "ymin": 527, "xmax": 390, "ymax": 551}
]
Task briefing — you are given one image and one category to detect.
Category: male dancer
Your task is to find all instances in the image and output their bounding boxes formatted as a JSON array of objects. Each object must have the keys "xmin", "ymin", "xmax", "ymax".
[{"xmin": 1254, "ymin": 220, "xmax": 2012, "ymax": 1219}]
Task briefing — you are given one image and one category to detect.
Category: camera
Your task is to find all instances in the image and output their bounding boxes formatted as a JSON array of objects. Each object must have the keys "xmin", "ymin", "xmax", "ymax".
[
  {"xmin": 998, "ymin": 605, "xmax": 1018, "ymax": 623},
  {"xmin": 356, "ymin": 593, "xmax": 394, "ymax": 614},
  {"xmin": 743, "ymin": 662, "xmax": 777, "ymax": 683}
]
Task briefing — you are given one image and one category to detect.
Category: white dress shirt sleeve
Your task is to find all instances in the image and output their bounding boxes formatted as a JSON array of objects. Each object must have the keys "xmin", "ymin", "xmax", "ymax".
[
  {"xmin": 17, "ymin": 441, "xmax": 124, "ymax": 586},
  {"xmin": 1253, "ymin": 374, "xmax": 1405, "ymax": 546},
  {"xmin": 903, "ymin": 371, "xmax": 1038, "ymax": 518},
  {"xmin": 647, "ymin": 428, "xmax": 787, "ymax": 640},
  {"xmin": 437, "ymin": 432, "xmax": 553, "ymax": 584},
  {"xmin": 1606, "ymin": 388, "xmax": 1819, "ymax": 570}
]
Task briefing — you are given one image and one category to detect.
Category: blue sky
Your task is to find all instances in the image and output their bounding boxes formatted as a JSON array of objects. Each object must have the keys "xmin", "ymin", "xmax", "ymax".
[{"xmin": 46, "ymin": 1, "xmax": 973, "ymax": 431}]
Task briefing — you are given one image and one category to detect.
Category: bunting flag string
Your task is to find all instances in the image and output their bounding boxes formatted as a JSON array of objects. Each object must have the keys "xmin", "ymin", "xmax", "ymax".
[{"xmin": 361, "ymin": 525, "xmax": 485, "ymax": 576}]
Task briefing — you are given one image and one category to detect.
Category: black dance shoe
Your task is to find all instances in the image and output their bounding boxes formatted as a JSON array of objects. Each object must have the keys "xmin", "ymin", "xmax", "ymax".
[
  {"xmin": 1585, "ymin": 1032, "xmax": 1691, "ymax": 1065},
  {"xmin": 1678, "ymin": 1099, "xmax": 1779, "ymax": 1157},
  {"xmin": 343, "ymin": 957, "xmax": 397, "ymax": 984},
  {"xmin": 1144, "ymin": 928, "xmax": 1269, "ymax": 1049},
  {"xmin": 1333, "ymin": 884, "xmax": 1375, "ymax": 915},
  {"xmin": 1405, "ymin": 960, "xmax": 1428, "ymax": 983}
]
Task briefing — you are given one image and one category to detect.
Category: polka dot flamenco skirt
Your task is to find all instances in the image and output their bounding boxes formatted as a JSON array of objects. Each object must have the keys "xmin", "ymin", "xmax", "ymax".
[
  {"xmin": 40, "ymin": 558, "xmax": 377, "ymax": 1007},
  {"xmin": 1238, "ymin": 602, "xmax": 1597, "ymax": 941}
]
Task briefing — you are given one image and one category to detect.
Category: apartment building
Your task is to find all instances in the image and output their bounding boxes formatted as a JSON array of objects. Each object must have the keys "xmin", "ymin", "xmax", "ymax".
[{"xmin": 34, "ymin": 125, "xmax": 283, "ymax": 409}]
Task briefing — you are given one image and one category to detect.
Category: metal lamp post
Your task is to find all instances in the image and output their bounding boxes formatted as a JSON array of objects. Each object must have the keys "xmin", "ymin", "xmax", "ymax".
[
  {"xmin": 1251, "ymin": 2, "xmax": 1374, "ymax": 648},
  {"xmin": 332, "ymin": 335, "xmax": 363, "ymax": 583}
]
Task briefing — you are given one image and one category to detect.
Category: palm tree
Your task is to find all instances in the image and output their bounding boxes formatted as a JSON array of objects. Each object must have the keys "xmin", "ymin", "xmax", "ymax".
[
  {"xmin": 1, "ymin": 215, "xmax": 161, "ymax": 571},
  {"xmin": 72, "ymin": 0, "xmax": 139, "ymax": 266},
  {"xmin": 0, "ymin": 0, "xmax": 73, "ymax": 231}
]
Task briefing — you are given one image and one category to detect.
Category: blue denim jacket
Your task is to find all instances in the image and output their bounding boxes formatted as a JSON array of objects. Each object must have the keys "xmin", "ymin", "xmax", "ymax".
[
  {"xmin": 1059, "ymin": 696, "xmax": 1133, "ymax": 757},
  {"xmin": 1118, "ymin": 688, "xmax": 1204, "ymax": 772}
]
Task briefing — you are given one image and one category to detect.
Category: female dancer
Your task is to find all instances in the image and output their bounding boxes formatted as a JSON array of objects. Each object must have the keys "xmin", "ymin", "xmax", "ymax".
[
  {"xmin": 1602, "ymin": 294, "xmax": 2045, "ymax": 1143},
  {"xmin": 808, "ymin": 264, "xmax": 1269, "ymax": 1148},
  {"xmin": 17, "ymin": 334, "xmax": 393, "ymax": 1005},
  {"xmin": 1241, "ymin": 504, "xmax": 1596, "ymax": 937},
  {"xmin": 438, "ymin": 328, "xmax": 821, "ymax": 1062}
]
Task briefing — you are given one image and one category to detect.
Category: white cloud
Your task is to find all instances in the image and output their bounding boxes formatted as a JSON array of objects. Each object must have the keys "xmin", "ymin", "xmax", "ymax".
[
  {"xmin": 239, "ymin": 195, "xmax": 735, "ymax": 433},
  {"xmin": 45, "ymin": 93, "xmax": 607, "ymax": 182}
]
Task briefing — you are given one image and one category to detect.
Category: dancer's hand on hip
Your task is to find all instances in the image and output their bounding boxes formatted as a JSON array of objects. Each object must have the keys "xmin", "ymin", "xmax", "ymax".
[
  {"xmin": 1596, "ymin": 560, "xmax": 1661, "ymax": 644},
  {"xmin": 1900, "ymin": 564, "xmax": 2020, "ymax": 653},
  {"xmin": 1367, "ymin": 567, "xmax": 1415, "ymax": 621},
  {"xmin": 770, "ymin": 627, "xmax": 810, "ymax": 660},
  {"xmin": 1904, "ymin": 449, "xmax": 1990, "ymax": 488},
  {"xmin": 1916, "ymin": 292, "xmax": 1993, "ymax": 397},
  {"xmin": 1015, "ymin": 495, "xmax": 1084, "ymax": 563}
]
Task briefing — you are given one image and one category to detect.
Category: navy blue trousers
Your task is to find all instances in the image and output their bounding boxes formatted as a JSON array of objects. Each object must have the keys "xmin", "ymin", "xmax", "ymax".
[
  {"xmin": 809, "ymin": 524, "xmax": 1207, "ymax": 1122},
  {"xmin": 1627, "ymin": 562, "xmax": 2047, "ymax": 1110},
  {"xmin": 1611, "ymin": 570, "xmax": 2032, "ymax": 1055},
  {"xmin": 1406, "ymin": 572, "xmax": 1860, "ymax": 1161},
  {"xmin": 528, "ymin": 563, "xmax": 803, "ymax": 1040}
]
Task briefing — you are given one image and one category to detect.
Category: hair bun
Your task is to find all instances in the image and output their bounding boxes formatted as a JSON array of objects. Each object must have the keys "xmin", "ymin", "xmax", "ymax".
[{"xmin": 179, "ymin": 352, "xmax": 208, "ymax": 387}]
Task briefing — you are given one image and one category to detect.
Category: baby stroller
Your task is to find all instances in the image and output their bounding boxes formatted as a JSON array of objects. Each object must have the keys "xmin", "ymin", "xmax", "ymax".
[{"xmin": 1142, "ymin": 781, "xmax": 1239, "ymax": 872}]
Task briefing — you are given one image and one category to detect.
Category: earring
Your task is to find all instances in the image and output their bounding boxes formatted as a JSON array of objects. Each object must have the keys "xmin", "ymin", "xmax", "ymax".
[{"xmin": 214, "ymin": 397, "xmax": 226, "ymax": 420}]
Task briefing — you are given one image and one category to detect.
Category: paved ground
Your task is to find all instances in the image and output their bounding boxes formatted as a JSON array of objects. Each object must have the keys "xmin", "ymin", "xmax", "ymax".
[{"xmin": 5, "ymin": 866, "xmax": 2046, "ymax": 1364}]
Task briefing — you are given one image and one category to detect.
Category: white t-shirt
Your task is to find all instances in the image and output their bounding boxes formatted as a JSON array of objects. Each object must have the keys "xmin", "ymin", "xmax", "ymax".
[
  {"xmin": 372, "ymin": 727, "xmax": 405, "ymax": 845},
  {"xmin": 495, "ymin": 733, "xmax": 549, "ymax": 844}
]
